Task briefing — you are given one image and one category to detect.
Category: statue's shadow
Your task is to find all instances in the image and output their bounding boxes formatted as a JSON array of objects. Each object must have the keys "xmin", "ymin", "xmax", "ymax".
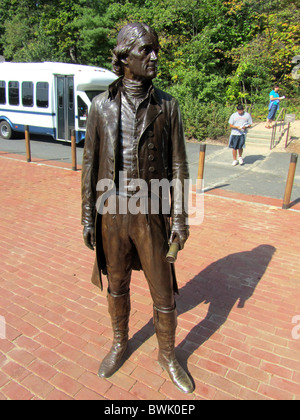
[{"xmin": 126, "ymin": 245, "xmax": 276, "ymax": 369}]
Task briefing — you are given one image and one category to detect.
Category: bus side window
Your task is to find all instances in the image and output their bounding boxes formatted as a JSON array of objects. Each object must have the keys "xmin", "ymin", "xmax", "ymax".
[
  {"xmin": 0, "ymin": 81, "xmax": 5, "ymax": 105},
  {"xmin": 9, "ymin": 81, "xmax": 19, "ymax": 106},
  {"xmin": 22, "ymin": 82, "xmax": 34, "ymax": 107},
  {"xmin": 36, "ymin": 82, "xmax": 49, "ymax": 108}
]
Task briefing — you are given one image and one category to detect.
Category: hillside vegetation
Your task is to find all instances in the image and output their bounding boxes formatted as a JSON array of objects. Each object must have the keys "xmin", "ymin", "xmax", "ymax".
[{"xmin": 0, "ymin": 0, "xmax": 299, "ymax": 141}]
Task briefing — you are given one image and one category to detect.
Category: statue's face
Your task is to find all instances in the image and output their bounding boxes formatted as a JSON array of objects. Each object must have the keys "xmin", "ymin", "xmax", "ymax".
[{"xmin": 122, "ymin": 33, "xmax": 159, "ymax": 81}]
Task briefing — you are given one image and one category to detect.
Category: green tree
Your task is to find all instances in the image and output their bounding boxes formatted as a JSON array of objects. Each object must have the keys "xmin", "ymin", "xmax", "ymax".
[
  {"xmin": 0, "ymin": 0, "xmax": 298, "ymax": 139},
  {"xmin": 226, "ymin": 1, "xmax": 300, "ymax": 106}
]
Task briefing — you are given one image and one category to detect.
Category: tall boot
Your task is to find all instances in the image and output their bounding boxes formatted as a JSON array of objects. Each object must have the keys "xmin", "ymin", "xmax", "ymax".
[
  {"xmin": 154, "ymin": 306, "xmax": 194, "ymax": 394},
  {"xmin": 98, "ymin": 290, "xmax": 130, "ymax": 378}
]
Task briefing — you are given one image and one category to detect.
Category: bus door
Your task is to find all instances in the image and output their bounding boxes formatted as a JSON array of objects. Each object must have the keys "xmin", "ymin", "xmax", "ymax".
[{"xmin": 56, "ymin": 75, "xmax": 75, "ymax": 141}]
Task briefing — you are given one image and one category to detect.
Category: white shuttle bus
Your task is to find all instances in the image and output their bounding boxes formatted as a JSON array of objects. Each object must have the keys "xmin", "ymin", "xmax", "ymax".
[{"xmin": 0, "ymin": 62, "xmax": 117, "ymax": 143}]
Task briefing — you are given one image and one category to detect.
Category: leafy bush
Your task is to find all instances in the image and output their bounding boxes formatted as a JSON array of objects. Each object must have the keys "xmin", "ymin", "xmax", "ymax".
[{"xmin": 167, "ymin": 89, "xmax": 235, "ymax": 141}]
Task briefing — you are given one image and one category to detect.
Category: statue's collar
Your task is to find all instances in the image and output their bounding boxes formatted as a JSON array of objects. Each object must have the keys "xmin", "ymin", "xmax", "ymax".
[{"xmin": 108, "ymin": 77, "xmax": 159, "ymax": 104}]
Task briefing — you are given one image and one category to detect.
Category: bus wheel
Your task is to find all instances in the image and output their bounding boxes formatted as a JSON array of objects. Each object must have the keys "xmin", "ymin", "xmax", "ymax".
[{"xmin": 0, "ymin": 121, "xmax": 13, "ymax": 139}]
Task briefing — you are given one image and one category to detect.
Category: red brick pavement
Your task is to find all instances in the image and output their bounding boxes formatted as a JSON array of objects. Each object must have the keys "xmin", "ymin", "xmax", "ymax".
[{"xmin": 0, "ymin": 152, "xmax": 300, "ymax": 400}]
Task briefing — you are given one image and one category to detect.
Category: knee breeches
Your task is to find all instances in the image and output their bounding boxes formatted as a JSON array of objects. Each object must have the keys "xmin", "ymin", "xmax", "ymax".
[{"xmin": 101, "ymin": 196, "xmax": 175, "ymax": 311}]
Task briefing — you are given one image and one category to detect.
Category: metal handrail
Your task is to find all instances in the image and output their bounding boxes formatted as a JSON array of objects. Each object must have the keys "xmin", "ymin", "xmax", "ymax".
[
  {"xmin": 285, "ymin": 122, "xmax": 291, "ymax": 148},
  {"xmin": 270, "ymin": 108, "xmax": 287, "ymax": 149}
]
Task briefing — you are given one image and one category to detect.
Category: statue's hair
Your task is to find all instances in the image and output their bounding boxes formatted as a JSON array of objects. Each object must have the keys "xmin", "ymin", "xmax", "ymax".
[{"xmin": 112, "ymin": 22, "xmax": 159, "ymax": 76}]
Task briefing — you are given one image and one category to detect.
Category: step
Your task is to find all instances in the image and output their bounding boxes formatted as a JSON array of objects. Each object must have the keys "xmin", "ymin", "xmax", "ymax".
[
  {"xmin": 246, "ymin": 142, "xmax": 270, "ymax": 148},
  {"xmin": 247, "ymin": 133, "xmax": 271, "ymax": 140},
  {"xmin": 247, "ymin": 133, "xmax": 284, "ymax": 142},
  {"xmin": 248, "ymin": 130, "xmax": 272, "ymax": 135},
  {"xmin": 246, "ymin": 137, "xmax": 270, "ymax": 144}
]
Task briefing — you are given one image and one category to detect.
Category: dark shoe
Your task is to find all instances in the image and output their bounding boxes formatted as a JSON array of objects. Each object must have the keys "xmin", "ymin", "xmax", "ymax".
[
  {"xmin": 154, "ymin": 306, "xmax": 194, "ymax": 394},
  {"xmin": 98, "ymin": 291, "xmax": 130, "ymax": 378},
  {"xmin": 158, "ymin": 352, "xmax": 194, "ymax": 393},
  {"xmin": 98, "ymin": 341, "xmax": 128, "ymax": 378}
]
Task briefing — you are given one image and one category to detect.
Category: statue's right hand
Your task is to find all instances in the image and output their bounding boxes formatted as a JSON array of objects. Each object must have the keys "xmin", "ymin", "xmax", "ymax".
[{"xmin": 83, "ymin": 226, "xmax": 95, "ymax": 250}]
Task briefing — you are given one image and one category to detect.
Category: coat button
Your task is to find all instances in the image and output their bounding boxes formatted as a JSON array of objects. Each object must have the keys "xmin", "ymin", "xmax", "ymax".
[
  {"xmin": 149, "ymin": 166, "xmax": 155, "ymax": 172},
  {"xmin": 148, "ymin": 142, "xmax": 155, "ymax": 149},
  {"xmin": 148, "ymin": 155, "xmax": 154, "ymax": 161}
]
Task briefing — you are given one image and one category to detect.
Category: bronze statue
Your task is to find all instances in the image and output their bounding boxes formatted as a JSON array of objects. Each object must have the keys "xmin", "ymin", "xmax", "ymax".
[{"xmin": 81, "ymin": 22, "xmax": 194, "ymax": 393}]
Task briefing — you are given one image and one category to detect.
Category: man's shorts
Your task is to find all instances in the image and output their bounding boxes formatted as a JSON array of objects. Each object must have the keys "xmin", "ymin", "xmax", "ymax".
[
  {"xmin": 267, "ymin": 104, "xmax": 279, "ymax": 120},
  {"xmin": 229, "ymin": 134, "xmax": 245, "ymax": 150}
]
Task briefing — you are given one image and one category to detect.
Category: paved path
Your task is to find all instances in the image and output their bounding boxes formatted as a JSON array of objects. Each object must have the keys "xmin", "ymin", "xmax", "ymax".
[
  {"xmin": 187, "ymin": 122, "xmax": 300, "ymax": 205},
  {"xmin": 1, "ymin": 121, "xmax": 299, "ymax": 205},
  {"xmin": 0, "ymin": 152, "xmax": 300, "ymax": 400}
]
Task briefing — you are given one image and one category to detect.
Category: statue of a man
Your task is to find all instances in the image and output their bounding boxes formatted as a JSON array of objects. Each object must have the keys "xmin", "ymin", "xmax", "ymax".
[{"xmin": 81, "ymin": 22, "xmax": 194, "ymax": 393}]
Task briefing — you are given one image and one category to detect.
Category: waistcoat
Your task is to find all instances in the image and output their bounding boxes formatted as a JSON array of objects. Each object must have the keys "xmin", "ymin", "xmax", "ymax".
[{"xmin": 118, "ymin": 87, "xmax": 149, "ymax": 196}]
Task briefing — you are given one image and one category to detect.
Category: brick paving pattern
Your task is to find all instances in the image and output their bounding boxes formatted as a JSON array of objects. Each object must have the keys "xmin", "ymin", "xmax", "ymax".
[{"xmin": 0, "ymin": 152, "xmax": 300, "ymax": 400}]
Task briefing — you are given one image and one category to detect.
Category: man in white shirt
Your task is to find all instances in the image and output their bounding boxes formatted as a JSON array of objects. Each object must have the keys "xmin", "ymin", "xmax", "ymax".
[{"xmin": 228, "ymin": 104, "xmax": 252, "ymax": 166}]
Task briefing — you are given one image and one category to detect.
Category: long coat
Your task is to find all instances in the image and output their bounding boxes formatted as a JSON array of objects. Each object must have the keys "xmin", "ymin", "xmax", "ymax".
[{"xmin": 81, "ymin": 78, "xmax": 189, "ymax": 290}]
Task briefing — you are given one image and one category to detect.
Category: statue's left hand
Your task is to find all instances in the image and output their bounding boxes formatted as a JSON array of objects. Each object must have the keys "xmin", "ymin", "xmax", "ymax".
[
  {"xmin": 83, "ymin": 226, "xmax": 95, "ymax": 250},
  {"xmin": 169, "ymin": 227, "xmax": 189, "ymax": 250}
]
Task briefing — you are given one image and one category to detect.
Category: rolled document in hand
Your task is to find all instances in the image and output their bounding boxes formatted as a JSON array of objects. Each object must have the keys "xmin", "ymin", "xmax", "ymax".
[{"xmin": 166, "ymin": 238, "xmax": 180, "ymax": 263}]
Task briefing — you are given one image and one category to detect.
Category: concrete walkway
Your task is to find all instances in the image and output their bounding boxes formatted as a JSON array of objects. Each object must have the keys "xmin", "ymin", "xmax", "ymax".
[{"xmin": 187, "ymin": 122, "xmax": 300, "ymax": 207}]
